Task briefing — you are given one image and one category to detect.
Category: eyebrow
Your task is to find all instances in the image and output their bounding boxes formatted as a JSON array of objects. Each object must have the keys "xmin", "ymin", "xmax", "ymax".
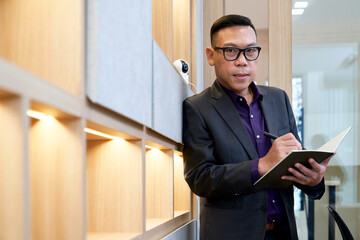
[{"xmin": 222, "ymin": 42, "xmax": 257, "ymax": 47}]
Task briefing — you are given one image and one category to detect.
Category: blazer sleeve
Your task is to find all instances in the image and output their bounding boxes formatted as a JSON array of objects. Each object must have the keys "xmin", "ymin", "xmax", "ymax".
[{"xmin": 182, "ymin": 98, "xmax": 255, "ymax": 199}]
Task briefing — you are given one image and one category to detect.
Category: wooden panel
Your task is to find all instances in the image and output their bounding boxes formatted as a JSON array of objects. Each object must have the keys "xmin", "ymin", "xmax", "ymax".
[
  {"xmin": 268, "ymin": 0, "xmax": 292, "ymax": 96},
  {"xmin": 256, "ymin": 29, "xmax": 269, "ymax": 86},
  {"xmin": 173, "ymin": 0, "xmax": 191, "ymax": 64},
  {"xmin": 0, "ymin": 96, "xmax": 25, "ymax": 240},
  {"xmin": 190, "ymin": 0, "xmax": 198, "ymax": 92},
  {"xmin": 146, "ymin": 148, "xmax": 173, "ymax": 229},
  {"xmin": 174, "ymin": 154, "xmax": 191, "ymax": 215},
  {"xmin": 86, "ymin": 139, "xmax": 142, "ymax": 234},
  {"xmin": 0, "ymin": 0, "xmax": 83, "ymax": 95},
  {"xmin": 29, "ymin": 117, "xmax": 83, "ymax": 240},
  {"xmin": 152, "ymin": 0, "xmax": 173, "ymax": 60},
  {"xmin": 203, "ymin": 0, "xmax": 224, "ymax": 89}
]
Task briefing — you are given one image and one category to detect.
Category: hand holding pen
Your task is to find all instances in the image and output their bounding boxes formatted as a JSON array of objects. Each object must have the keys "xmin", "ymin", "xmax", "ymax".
[{"xmin": 258, "ymin": 132, "xmax": 302, "ymax": 176}]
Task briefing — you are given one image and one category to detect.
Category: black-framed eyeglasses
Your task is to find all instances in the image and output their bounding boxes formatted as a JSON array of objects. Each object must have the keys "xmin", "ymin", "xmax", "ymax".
[{"xmin": 213, "ymin": 46, "xmax": 261, "ymax": 61}]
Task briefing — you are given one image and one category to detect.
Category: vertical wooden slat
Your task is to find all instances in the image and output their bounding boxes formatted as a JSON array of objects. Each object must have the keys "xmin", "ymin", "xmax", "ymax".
[
  {"xmin": 268, "ymin": 0, "xmax": 292, "ymax": 97},
  {"xmin": 173, "ymin": 0, "xmax": 191, "ymax": 64},
  {"xmin": 0, "ymin": 95, "xmax": 26, "ymax": 240},
  {"xmin": 152, "ymin": 0, "xmax": 173, "ymax": 61},
  {"xmin": 190, "ymin": 0, "xmax": 198, "ymax": 92},
  {"xmin": 203, "ymin": 0, "xmax": 224, "ymax": 89}
]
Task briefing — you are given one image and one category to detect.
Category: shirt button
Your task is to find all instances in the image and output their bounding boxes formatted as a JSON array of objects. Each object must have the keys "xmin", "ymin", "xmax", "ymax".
[
  {"xmin": 239, "ymin": 98, "xmax": 243, "ymax": 101},
  {"xmin": 272, "ymin": 220, "xmax": 276, "ymax": 223},
  {"xmin": 256, "ymin": 135, "xmax": 260, "ymax": 139},
  {"xmin": 250, "ymin": 114, "xmax": 254, "ymax": 118},
  {"xmin": 272, "ymin": 200, "xmax": 275, "ymax": 204}
]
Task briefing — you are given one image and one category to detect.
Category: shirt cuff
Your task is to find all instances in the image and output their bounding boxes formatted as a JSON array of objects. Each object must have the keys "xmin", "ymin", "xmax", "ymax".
[
  {"xmin": 251, "ymin": 158, "xmax": 261, "ymax": 184},
  {"xmin": 300, "ymin": 178, "xmax": 325, "ymax": 199}
]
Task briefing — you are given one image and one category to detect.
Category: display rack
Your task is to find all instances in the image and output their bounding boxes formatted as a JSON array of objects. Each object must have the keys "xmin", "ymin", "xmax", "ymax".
[{"xmin": 0, "ymin": 0, "xmax": 195, "ymax": 239}]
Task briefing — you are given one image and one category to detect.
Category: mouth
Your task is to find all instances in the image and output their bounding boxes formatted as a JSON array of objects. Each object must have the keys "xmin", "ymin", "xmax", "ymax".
[{"xmin": 233, "ymin": 73, "xmax": 249, "ymax": 80}]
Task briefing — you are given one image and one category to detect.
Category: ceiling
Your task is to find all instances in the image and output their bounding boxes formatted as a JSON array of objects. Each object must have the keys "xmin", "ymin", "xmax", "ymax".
[
  {"xmin": 224, "ymin": 0, "xmax": 359, "ymax": 77},
  {"xmin": 224, "ymin": 0, "xmax": 360, "ymax": 29}
]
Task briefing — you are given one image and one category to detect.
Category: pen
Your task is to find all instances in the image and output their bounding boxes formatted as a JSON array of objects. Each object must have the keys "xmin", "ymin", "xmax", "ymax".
[{"xmin": 263, "ymin": 131, "xmax": 278, "ymax": 140}]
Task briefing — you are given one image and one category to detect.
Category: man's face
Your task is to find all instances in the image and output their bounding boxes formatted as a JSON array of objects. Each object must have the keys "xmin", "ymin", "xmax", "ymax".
[{"xmin": 206, "ymin": 26, "xmax": 258, "ymax": 96}]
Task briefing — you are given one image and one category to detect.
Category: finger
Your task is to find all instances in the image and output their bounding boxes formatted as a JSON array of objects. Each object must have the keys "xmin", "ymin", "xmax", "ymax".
[
  {"xmin": 294, "ymin": 161, "xmax": 316, "ymax": 176},
  {"xmin": 320, "ymin": 155, "xmax": 333, "ymax": 168},
  {"xmin": 281, "ymin": 173, "xmax": 308, "ymax": 184},
  {"xmin": 279, "ymin": 133, "xmax": 295, "ymax": 140},
  {"xmin": 287, "ymin": 167, "xmax": 306, "ymax": 181}
]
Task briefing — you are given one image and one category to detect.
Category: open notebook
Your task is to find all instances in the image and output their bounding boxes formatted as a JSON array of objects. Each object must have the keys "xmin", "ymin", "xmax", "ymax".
[{"xmin": 254, "ymin": 126, "xmax": 352, "ymax": 189}]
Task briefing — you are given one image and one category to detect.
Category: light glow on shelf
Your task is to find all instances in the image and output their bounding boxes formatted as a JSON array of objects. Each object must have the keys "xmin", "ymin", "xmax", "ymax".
[
  {"xmin": 145, "ymin": 145, "xmax": 160, "ymax": 151},
  {"xmin": 27, "ymin": 109, "xmax": 55, "ymax": 120},
  {"xmin": 85, "ymin": 128, "xmax": 124, "ymax": 141}
]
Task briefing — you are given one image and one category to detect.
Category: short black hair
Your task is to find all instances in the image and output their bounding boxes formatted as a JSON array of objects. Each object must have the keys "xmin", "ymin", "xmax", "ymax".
[{"xmin": 210, "ymin": 14, "xmax": 257, "ymax": 47}]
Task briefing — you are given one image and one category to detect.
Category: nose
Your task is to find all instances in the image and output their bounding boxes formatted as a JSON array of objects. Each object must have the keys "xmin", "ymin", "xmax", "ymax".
[{"xmin": 235, "ymin": 51, "xmax": 248, "ymax": 66}]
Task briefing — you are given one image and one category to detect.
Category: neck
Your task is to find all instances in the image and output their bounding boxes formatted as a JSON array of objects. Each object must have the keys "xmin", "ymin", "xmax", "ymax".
[{"xmin": 243, "ymin": 87, "xmax": 253, "ymax": 106}]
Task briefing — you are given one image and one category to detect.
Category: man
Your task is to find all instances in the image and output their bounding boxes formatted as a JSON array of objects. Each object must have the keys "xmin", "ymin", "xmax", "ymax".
[{"xmin": 182, "ymin": 15, "xmax": 330, "ymax": 240}]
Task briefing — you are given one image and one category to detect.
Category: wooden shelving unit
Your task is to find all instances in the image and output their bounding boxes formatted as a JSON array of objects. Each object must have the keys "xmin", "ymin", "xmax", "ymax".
[
  {"xmin": 0, "ymin": 62, "xmax": 193, "ymax": 239},
  {"xmin": 0, "ymin": 0, "xmax": 196, "ymax": 239},
  {"xmin": 145, "ymin": 143, "xmax": 174, "ymax": 230},
  {"xmin": 0, "ymin": 91, "xmax": 26, "ymax": 240},
  {"xmin": 28, "ymin": 104, "xmax": 83, "ymax": 240},
  {"xmin": 86, "ymin": 123, "xmax": 143, "ymax": 240},
  {"xmin": 174, "ymin": 151, "xmax": 191, "ymax": 217}
]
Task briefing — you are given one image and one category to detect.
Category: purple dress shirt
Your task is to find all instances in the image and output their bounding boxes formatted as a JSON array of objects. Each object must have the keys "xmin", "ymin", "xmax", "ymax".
[{"xmin": 222, "ymin": 82, "xmax": 285, "ymax": 223}]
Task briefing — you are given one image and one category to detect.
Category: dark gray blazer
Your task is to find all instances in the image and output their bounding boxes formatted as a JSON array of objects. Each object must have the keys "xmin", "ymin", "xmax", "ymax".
[{"xmin": 182, "ymin": 81, "xmax": 324, "ymax": 240}]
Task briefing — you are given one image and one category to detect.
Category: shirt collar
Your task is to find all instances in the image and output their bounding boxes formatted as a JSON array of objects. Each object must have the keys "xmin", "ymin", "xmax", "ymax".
[{"xmin": 220, "ymin": 81, "xmax": 263, "ymax": 104}]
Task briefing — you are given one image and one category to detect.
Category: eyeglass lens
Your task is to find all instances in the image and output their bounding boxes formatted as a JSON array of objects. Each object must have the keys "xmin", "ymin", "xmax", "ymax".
[{"xmin": 224, "ymin": 47, "xmax": 259, "ymax": 61}]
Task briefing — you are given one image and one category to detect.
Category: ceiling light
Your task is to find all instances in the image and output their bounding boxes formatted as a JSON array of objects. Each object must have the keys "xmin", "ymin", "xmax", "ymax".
[
  {"xmin": 294, "ymin": 1, "xmax": 308, "ymax": 8},
  {"xmin": 292, "ymin": 9, "xmax": 305, "ymax": 15}
]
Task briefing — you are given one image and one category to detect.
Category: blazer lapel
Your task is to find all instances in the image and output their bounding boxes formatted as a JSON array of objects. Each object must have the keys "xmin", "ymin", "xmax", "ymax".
[
  {"xmin": 259, "ymin": 87, "xmax": 277, "ymax": 138},
  {"xmin": 211, "ymin": 81, "xmax": 259, "ymax": 159}
]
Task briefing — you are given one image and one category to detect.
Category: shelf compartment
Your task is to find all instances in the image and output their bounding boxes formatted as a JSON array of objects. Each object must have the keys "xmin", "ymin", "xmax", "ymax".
[
  {"xmin": 28, "ymin": 102, "xmax": 84, "ymax": 240},
  {"xmin": 145, "ymin": 142, "xmax": 174, "ymax": 230},
  {"xmin": 0, "ymin": 0, "xmax": 83, "ymax": 95},
  {"xmin": 174, "ymin": 151, "xmax": 191, "ymax": 217},
  {"xmin": 86, "ymin": 123, "xmax": 142, "ymax": 239},
  {"xmin": 0, "ymin": 91, "xmax": 26, "ymax": 239}
]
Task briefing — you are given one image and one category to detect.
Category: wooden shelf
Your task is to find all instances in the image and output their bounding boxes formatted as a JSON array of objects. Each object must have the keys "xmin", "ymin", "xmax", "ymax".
[
  {"xmin": 0, "ymin": 91, "xmax": 26, "ymax": 240},
  {"xmin": 87, "ymin": 232, "xmax": 142, "ymax": 240},
  {"xmin": 86, "ymin": 124, "xmax": 143, "ymax": 238},
  {"xmin": 28, "ymin": 103, "xmax": 84, "ymax": 240},
  {"xmin": 146, "ymin": 143, "xmax": 174, "ymax": 230},
  {"xmin": 174, "ymin": 152, "xmax": 191, "ymax": 215},
  {"xmin": 0, "ymin": 0, "xmax": 198, "ymax": 238}
]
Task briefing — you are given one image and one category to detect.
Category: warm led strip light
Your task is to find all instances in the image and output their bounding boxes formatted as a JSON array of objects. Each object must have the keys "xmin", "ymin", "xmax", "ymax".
[
  {"xmin": 84, "ymin": 128, "xmax": 124, "ymax": 141},
  {"xmin": 27, "ymin": 109, "xmax": 55, "ymax": 120},
  {"xmin": 145, "ymin": 145, "xmax": 157, "ymax": 150}
]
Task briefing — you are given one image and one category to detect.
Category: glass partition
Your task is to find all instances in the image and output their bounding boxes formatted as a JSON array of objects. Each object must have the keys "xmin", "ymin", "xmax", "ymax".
[{"xmin": 292, "ymin": 0, "xmax": 360, "ymax": 239}]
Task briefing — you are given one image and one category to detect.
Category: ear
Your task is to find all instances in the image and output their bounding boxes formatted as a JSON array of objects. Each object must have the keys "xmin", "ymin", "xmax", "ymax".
[{"xmin": 206, "ymin": 47, "xmax": 215, "ymax": 66}]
